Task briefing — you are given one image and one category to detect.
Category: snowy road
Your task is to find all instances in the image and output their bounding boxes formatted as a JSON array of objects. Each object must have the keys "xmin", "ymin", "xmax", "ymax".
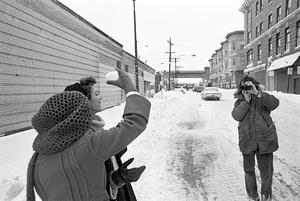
[
  {"xmin": 118, "ymin": 90, "xmax": 300, "ymax": 201},
  {"xmin": 1, "ymin": 89, "xmax": 300, "ymax": 201}
]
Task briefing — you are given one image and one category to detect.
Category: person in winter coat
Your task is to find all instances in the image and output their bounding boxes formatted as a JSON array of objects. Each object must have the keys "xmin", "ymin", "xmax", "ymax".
[
  {"xmin": 231, "ymin": 76, "xmax": 279, "ymax": 201},
  {"xmin": 63, "ymin": 76, "xmax": 145, "ymax": 201},
  {"xmin": 26, "ymin": 67, "xmax": 151, "ymax": 201}
]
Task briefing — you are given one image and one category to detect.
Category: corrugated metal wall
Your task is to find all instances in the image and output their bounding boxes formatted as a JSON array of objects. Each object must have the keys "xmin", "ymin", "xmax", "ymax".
[{"xmin": 0, "ymin": 0, "xmax": 124, "ymax": 135}]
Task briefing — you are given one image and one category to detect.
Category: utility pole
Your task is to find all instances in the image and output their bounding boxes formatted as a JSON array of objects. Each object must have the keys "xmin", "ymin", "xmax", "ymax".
[
  {"xmin": 166, "ymin": 37, "xmax": 174, "ymax": 90},
  {"xmin": 133, "ymin": 0, "xmax": 139, "ymax": 92}
]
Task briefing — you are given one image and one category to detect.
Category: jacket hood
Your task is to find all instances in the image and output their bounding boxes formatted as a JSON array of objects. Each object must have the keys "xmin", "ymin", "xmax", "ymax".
[{"xmin": 233, "ymin": 84, "xmax": 265, "ymax": 99}]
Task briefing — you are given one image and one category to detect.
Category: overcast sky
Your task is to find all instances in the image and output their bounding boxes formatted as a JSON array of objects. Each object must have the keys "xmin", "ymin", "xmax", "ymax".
[{"xmin": 59, "ymin": 0, "xmax": 244, "ymax": 73}]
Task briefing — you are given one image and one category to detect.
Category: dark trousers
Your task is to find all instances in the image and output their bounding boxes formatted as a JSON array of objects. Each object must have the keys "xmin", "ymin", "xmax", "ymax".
[{"xmin": 242, "ymin": 152, "xmax": 274, "ymax": 199}]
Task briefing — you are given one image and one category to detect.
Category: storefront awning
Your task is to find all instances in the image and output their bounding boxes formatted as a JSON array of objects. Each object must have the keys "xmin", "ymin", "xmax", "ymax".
[
  {"xmin": 244, "ymin": 63, "xmax": 266, "ymax": 73},
  {"xmin": 267, "ymin": 52, "xmax": 300, "ymax": 71}
]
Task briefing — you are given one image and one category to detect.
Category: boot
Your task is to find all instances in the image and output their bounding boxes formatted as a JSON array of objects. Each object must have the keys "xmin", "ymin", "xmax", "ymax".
[
  {"xmin": 261, "ymin": 194, "xmax": 272, "ymax": 201},
  {"xmin": 248, "ymin": 196, "xmax": 260, "ymax": 201}
]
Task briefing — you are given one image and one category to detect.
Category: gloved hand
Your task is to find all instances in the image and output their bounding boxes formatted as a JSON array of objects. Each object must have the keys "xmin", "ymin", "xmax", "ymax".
[
  {"xmin": 106, "ymin": 68, "xmax": 136, "ymax": 94},
  {"xmin": 111, "ymin": 158, "xmax": 146, "ymax": 187}
]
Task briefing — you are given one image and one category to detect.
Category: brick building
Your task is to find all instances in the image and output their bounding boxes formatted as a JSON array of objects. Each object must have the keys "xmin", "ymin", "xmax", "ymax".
[
  {"xmin": 225, "ymin": 31, "xmax": 246, "ymax": 88},
  {"xmin": 209, "ymin": 31, "xmax": 245, "ymax": 88},
  {"xmin": 240, "ymin": 0, "xmax": 300, "ymax": 93}
]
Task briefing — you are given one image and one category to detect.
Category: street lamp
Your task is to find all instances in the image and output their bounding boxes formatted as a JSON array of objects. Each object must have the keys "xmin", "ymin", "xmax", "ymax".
[{"xmin": 132, "ymin": 0, "xmax": 139, "ymax": 92}]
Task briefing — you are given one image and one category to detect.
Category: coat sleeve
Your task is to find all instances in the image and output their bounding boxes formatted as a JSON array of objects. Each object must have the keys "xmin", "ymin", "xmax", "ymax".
[
  {"xmin": 231, "ymin": 99, "xmax": 250, "ymax": 122},
  {"xmin": 259, "ymin": 91, "xmax": 279, "ymax": 112},
  {"xmin": 88, "ymin": 94, "xmax": 151, "ymax": 161}
]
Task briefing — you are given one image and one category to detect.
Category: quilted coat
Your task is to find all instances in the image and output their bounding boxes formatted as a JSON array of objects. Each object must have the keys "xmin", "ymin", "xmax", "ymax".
[{"xmin": 231, "ymin": 91, "xmax": 279, "ymax": 154}]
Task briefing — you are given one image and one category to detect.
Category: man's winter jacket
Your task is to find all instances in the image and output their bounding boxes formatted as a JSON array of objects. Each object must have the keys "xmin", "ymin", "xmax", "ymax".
[{"xmin": 231, "ymin": 91, "xmax": 279, "ymax": 154}]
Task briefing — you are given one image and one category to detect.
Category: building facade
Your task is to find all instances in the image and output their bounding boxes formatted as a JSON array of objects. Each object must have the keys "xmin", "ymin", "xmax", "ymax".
[
  {"xmin": 209, "ymin": 31, "xmax": 246, "ymax": 88},
  {"xmin": 240, "ymin": 0, "xmax": 300, "ymax": 93},
  {"xmin": 225, "ymin": 31, "xmax": 246, "ymax": 88},
  {"xmin": 0, "ymin": 0, "xmax": 155, "ymax": 135}
]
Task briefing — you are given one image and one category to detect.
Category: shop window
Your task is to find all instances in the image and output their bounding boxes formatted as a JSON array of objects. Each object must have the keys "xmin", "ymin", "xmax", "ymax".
[{"xmin": 285, "ymin": 27, "xmax": 290, "ymax": 51}]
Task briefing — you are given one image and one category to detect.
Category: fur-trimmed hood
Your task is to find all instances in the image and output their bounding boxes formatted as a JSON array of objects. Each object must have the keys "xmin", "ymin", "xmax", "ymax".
[{"xmin": 233, "ymin": 84, "xmax": 265, "ymax": 99}]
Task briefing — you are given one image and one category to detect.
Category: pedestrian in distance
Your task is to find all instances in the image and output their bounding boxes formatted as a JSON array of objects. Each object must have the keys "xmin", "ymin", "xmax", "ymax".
[
  {"xmin": 26, "ymin": 67, "xmax": 151, "ymax": 201},
  {"xmin": 64, "ymin": 76, "xmax": 145, "ymax": 201},
  {"xmin": 231, "ymin": 75, "xmax": 279, "ymax": 201}
]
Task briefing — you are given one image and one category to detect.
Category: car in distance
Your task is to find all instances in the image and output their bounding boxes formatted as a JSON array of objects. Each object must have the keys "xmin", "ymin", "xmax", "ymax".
[
  {"xmin": 192, "ymin": 85, "xmax": 204, "ymax": 93},
  {"xmin": 201, "ymin": 87, "xmax": 222, "ymax": 100}
]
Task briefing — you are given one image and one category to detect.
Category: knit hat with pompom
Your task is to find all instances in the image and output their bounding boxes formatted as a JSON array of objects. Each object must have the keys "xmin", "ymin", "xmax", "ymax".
[{"xmin": 27, "ymin": 91, "xmax": 92, "ymax": 201}]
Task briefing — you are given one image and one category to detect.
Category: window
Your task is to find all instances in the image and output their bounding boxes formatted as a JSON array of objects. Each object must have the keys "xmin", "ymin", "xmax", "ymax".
[
  {"xmin": 256, "ymin": 25, "xmax": 259, "ymax": 38},
  {"xmin": 232, "ymin": 58, "xmax": 236, "ymax": 66},
  {"xmin": 247, "ymin": 10, "xmax": 252, "ymax": 27},
  {"xmin": 276, "ymin": 33, "xmax": 281, "ymax": 55},
  {"xmin": 298, "ymin": 0, "xmax": 300, "ymax": 8},
  {"xmin": 247, "ymin": 31, "xmax": 252, "ymax": 43},
  {"xmin": 125, "ymin": 65, "xmax": 129, "ymax": 72},
  {"xmin": 268, "ymin": 38, "xmax": 273, "ymax": 57},
  {"xmin": 258, "ymin": 45, "xmax": 262, "ymax": 61},
  {"xmin": 296, "ymin": 21, "xmax": 300, "ymax": 47},
  {"xmin": 268, "ymin": 14, "xmax": 272, "ymax": 29},
  {"xmin": 240, "ymin": 44, "xmax": 244, "ymax": 50},
  {"xmin": 260, "ymin": 0, "xmax": 263, "ymax": 12},
  {"xmin": 276, "ymin": 6, "xmax": 281, "ymax": 23},
  {"xmin": 247, "ymin": 49, "xmax": 253, "ymax": 64},
  {"xmin": 256, "ymin": 1, "xmax": 259, "ymax": 16},
  {"xmin": 285, "ymin": 0, "xmax": 291, "ymax": 16},
  {"xmin": 247, "ymin": 10, "xmax": 252, "ymax": 43},
  {"xmin": 285, "ymin": 27, "xmax": 290, "ymax": 51},
  {"xmin": 259, "ymin": 22, "xmax": 263, "ymax": 35},
  {"xmin": 232, "ymin": 42, "xmax": 236, "ymax": 50}
]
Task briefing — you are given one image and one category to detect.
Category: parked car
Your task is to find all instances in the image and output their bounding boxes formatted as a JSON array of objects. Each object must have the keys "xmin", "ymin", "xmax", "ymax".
[
  {"xmin": 201, "ymin": 87, "xmax": 222, "ymax": 100},
  {"xmin": 193, "ymin": 85, "xmax": 204, "ymax": 93}
]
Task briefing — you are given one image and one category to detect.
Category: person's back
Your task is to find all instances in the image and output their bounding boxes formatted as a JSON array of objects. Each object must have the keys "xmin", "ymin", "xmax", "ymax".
[{"xmin": 27, "ymin": 68, "xmax": 151, "ymax": 201}]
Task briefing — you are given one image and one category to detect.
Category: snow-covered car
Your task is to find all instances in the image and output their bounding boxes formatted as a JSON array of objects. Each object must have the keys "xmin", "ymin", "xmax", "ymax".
[{"xmin": 201, "ymin": 87, "xmax": 222, "ymax": 100}]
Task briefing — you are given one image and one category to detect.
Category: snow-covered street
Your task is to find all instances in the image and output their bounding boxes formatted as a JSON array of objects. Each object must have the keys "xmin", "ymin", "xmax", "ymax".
[{"xmin": 1, "ymin": 89, "xmax": 300, "ymax": 201}]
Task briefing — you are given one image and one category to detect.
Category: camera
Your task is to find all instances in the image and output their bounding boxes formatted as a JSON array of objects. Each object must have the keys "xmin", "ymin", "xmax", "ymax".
[{"xmin": 240, "ymin": 84, "xmax": 252, "ymax": 91}]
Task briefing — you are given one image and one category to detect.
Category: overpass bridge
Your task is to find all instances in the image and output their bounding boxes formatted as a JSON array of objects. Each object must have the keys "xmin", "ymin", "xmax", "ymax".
[{"xmin": 168, "ymin": 70, "xmax": 206, "ymax": 78}]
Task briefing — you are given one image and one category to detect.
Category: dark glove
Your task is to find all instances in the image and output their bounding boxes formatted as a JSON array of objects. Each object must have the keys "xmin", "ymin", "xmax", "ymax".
[
  {"xmin": 106, "ymin": 68, "xmax": 136, "ymax": 94},
  {"xmin": 111, "ymin": 158, "xmax": 146, "ymax": 186},
  {"xmin": 116, "ymin": 147, "xmax": 127, "ymax": 159}
]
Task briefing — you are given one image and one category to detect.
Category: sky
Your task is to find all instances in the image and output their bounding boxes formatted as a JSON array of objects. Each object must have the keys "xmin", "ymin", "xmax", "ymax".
[{"xmin": 58, "ymin": 0, "xmax": 245, "ymax": 73}]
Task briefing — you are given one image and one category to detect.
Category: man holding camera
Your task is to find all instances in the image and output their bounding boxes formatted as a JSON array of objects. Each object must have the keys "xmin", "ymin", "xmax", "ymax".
[{"xmin": 231, "ymin": 76, "xmax": 279, "ymax": 201}]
